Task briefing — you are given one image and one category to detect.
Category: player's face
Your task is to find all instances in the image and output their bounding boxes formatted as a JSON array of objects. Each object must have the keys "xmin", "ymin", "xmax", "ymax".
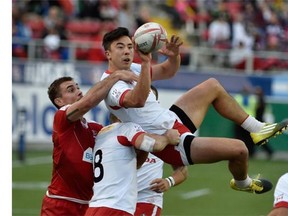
[
  {"xmin": 58, "ymin": 81, "xmax": 83, "ymax": 105},
  {"xmin": 106, "ymin": 36, "xmax": 134, "ymax": 70}
]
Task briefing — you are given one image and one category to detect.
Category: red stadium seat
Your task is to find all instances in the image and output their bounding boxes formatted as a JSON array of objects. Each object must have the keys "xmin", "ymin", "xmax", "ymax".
[
  {"xmin": 66, "ymin": 19, "xmax": 101, "ymax": 35},
  {"xmin": 27, "ymin": 18, "xmax": 45, "ymax": 38},
  {"xmin": 224, "ymin": 2, "xmax": 242, "ymax": 20}
]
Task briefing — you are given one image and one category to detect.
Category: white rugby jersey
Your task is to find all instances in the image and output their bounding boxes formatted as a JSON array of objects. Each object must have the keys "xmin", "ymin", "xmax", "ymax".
[
  {"xmin": 101, "ymin": 63, "xmax": 179, "ymax": 135},
  {"xmin": 273, "ymin": 173, "xmax": 288, "ymax": 208},
  {"xmin": 89, "ymin": 122, "xmax": 145, "ymax": 215},
  {"xmin": 137, "ymin": 153, "xmax": 164, "ymax": 208}
]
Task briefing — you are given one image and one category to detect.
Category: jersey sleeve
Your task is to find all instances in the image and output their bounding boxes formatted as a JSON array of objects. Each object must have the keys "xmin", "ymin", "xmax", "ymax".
[
  {"xmin": 119, "ymin": 122, "xmax": 145, "ymax": 145},
  {"xmin": 106, "ymin": 80, "xmax": 132, "ymax": 107},
  {"xmin": 104, "ymin": 63, "xmax": 147, "ymax": 108},
  {"xmin": 54, "ymin": 105, "xmax": 74, "ymax": 133}
]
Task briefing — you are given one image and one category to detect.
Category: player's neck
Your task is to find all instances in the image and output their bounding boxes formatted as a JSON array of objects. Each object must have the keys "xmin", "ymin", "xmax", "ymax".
[
  {"xmin": 108, "ymin": 64, "xmax": 130, "ymax": 73},
  {"xmin": 108, "ymin": 65, "xmax": 119, "ymax": 73}
]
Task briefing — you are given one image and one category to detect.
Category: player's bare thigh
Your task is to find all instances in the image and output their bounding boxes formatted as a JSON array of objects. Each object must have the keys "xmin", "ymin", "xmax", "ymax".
[
  {"xmin": 173, "ymin": 78, "xmax": 221, "ymax": 128},
  {"xmin": 189, "ymin": 136, "xmax": 248, "ymax": 164}
]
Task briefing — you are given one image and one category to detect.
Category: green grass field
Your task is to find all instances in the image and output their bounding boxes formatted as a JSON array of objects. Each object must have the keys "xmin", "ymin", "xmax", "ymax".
[{"xmin": 12, "ymin": 150, "xmax": 287, "ymax": 216}]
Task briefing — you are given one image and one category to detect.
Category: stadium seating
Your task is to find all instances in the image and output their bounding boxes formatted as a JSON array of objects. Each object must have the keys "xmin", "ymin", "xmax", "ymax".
[{"xmin": 27, "ymin": 17, "xmax": 45, "ymax": 39}]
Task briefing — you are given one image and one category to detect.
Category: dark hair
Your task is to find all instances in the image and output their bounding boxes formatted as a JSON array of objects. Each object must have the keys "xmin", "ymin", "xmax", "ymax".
[
  {"xmin": 102, "ymin": 27, "xmax": 130, "ymax": 51},
  {"xmin": 151, "ymin": 85, "xmax": 159, "ymax": 100},
  {"xmin": 48, "ymin": 76, "xmax": 73, "ymax": 109}
]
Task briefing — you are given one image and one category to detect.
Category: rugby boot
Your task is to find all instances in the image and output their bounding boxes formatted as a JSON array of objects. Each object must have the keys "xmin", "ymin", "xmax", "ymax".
[
  {"xmin": 230, "ymin": 176, "xmax": 273, "ymax": 194},
  {"xmin": 250, "ymin": 119, "xmax": 288, "ymax": 146}
]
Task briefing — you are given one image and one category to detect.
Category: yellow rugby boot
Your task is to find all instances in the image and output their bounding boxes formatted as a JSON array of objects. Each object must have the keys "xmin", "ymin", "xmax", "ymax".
[
  {"xmin": 230, "ymin": 176, "xmax": 273, "ymax": 194},
  {"xmin": 250, "ymin": 119, "xmax": 288, "ymax": 146}
]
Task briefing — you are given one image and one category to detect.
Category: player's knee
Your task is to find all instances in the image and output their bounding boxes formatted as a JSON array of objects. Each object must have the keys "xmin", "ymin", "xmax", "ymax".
[
  {"xmin": 206, "ymin": 78, "xmax": 223, "ymax": 92},
  {"xmin": 235, "ymin": 140, "xmax": 249, "ymax": 158},
  {"xmin": 205, "ymin": 78, "xmax": 224, "ymax": 94}
]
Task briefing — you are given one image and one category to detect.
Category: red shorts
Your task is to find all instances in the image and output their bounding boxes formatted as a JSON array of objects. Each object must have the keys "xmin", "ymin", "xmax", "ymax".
[
  {"xmin": 153, "ymin": 120, "xmax": 195, "ymax": 166},
  {"xmin": 40, "ymin": 195, "xmax": 88, "ymax": 216},
  {"xmin": 85, "ymin": 207, "xmax": 132, "ymax": 216},
  {"xmin": 134, "ymin": 203, "xmax": 162, "ymax": 216}
]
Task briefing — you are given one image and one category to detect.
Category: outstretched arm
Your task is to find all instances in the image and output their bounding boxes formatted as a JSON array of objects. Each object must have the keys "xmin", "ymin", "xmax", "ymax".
[
  {"xmin": 67, "ymin": 70, "xmax": 138, "ymax": 122},
  {"xmin": 134, "ymin": 129, "xmax": 180, "ymax": 152},
  {"xmin": 122, "ymin": 42, "xmax": 152, "ymax": 108},
  {"xmin": 151, "ymin": 35, "xmax": 183, "ymax": 81}
]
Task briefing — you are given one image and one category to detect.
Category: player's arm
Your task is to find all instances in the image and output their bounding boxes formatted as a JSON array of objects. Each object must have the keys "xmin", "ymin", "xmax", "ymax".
[
  {"xmin": 122, "ymin": 47, "xmax": 152, "ymax": 108},
  {"xmin": 150, "ymin": 165, "xmax": 188, "ymax": 193},
  {"xmin": 66, "ymin": 70, "xmax": 138, "ymax": 122},
  {"xmin": 134, "ymin": 129, "xmax": 180, "ymax": 152},
  {"xmin": 151, "ymin": 35, "xmax": 183, "ymax": 81},
  {"xmin": 169, "ymin": 165, "xmax": 188, "ymax": 187},
  {"xmin": 267, "ymin": 207, "xmax": 288, "ymax": 216}
]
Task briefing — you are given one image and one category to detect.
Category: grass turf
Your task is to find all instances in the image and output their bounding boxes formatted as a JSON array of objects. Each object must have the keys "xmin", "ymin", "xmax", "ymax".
[{"xmin": 12, "ymin": 150, "xmax": 287, "ymax": 216}]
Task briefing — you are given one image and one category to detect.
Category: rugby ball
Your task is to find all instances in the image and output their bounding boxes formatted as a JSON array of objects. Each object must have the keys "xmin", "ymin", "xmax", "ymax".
[{"xmin": 134, "ymin": 22, "xmax": 167, "ymax": 54}]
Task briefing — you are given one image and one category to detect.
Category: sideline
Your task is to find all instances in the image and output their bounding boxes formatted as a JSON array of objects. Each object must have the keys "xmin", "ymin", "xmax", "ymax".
[
  {"xmin": 12, "ymin": 181, "xmax": 49, "ymax": 190},
  {"xmin": 13, "ymin": 208, "xmax": 40, "ymax": 216},
  {"xmin": 12, "ymin": 156, "xmax": 52, "ymax": 168}
]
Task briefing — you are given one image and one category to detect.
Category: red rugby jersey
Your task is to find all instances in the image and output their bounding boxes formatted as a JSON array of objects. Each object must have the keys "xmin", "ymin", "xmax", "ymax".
[{"xmin": 47, "ymin": 105, "xmax": 103, "ymax": 202}]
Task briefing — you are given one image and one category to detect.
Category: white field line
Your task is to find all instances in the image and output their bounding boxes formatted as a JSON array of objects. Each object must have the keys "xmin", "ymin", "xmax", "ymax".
[
  {"xmin": 13, "ymin": 156, "xmax": 51, "ymax": 190},
  {"xmin": 12, "ymin": 182, "xmax": 49, "ymax": 190},
  {"xmin": 180, "ymin": 188, "xmax": 211, "ymax": 199},
  {"xmin": 12, "ymin": 156, "xmax": 52, "ymax": 168},
  {"xmin": 13, "ymin": 208, "xmax": 40, "ymax": 215}
]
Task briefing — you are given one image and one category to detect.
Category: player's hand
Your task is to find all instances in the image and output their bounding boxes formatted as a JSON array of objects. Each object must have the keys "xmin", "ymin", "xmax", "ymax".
[
  {"xmin": 150, "ymin": 178, "xmax": 170, "ymax": 193},
  {"xmin": 114, "ymin": 70, "xmax": 138, "ymax": 83},
  {"xmin": 132, "ymin": 36, "xmax": 152, "ymax": 63},
  {"xmin": 164, "ymin": 129, "xmax": 180, "ymax": 145},
  {"xmin": 158, "ymin": 35, "xmax": 183, "ymax": 57}
]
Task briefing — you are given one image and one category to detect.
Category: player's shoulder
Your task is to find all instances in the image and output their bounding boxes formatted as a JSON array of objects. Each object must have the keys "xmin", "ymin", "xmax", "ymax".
[
  {"xmin": 98, "ymin": 122, "xmax": 120, "ymax": 135},
  {"xmin": 118, "ymin": 122, "xmax": 144, "ymax": 133},
  {"xmin": 54, "ymin": 105, "xmax": 70, "ymax": 118},
  {"xmin": 87, "ymin": 119, "xmax": 103, "ymax": 131},
  {"xmin": 100, "ymin": 70, "xmax": 110, "ymax": 80},
  {"xmin": 59, "ymin": 104, "xmax": 70, "ymax": 111},
  {"xmin": 278, "ymin": 173, "xmax": 288, "ymax": 184}
]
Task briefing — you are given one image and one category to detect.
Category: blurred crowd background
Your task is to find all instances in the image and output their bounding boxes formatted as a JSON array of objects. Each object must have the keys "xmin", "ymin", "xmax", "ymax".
[{"xmin": 12, "ymin": 0, "xmax": 288, "ymax": 72}]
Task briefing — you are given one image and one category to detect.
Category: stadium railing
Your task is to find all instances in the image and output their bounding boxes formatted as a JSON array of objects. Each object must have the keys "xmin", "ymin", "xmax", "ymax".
[{"xmin": 12, "ymin": 37, "xmax": 288, "ymax": 74}]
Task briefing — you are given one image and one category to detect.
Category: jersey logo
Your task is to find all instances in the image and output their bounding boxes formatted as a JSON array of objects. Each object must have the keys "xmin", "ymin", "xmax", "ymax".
[
  {"xmin": 276, "ymin": 193, "xmax": 284, "ymax": 202},
  {"xmin": 83, "ymin": 147, "xmax": 93, "ymax": 163},
  {"xmin": 111, "ymin": 88, "xmax": 121, "ymax": 99}
]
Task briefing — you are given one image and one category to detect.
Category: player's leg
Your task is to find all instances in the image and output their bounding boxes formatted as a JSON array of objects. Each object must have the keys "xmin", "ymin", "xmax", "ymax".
[
  {"xmin": 173, "ymin": 78, "xmax": 252, "ymax": 128},
  {"xmin": 190, "ymin": 136, "xmax": 249, "ymax": 180},
  {"xmin": 188, "ymin": 136, "xmax": 272, "ymax": 194},
  {"xmin": 173, "ymin": 78, "xmax": 288, "ymax": 145}
]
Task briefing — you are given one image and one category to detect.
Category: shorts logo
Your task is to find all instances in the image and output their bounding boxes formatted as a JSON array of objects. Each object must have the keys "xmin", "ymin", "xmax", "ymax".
[
  {"xmin": 145, "ymin": 157, "xmax": 157, "ymax": 163},
  {"xmin": 83, "ymin": 147, "xmax": 93, "ymax": 163}
]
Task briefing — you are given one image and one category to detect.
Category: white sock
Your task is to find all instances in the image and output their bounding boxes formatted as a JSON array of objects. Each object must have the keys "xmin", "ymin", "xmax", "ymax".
[
  {"xmin": 241, "ymin": 115, "xmax": 265, "ymax": 133},
  {"xmin": 235, "ymin": 176, "xmax": 253, "ymax": 188}
]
